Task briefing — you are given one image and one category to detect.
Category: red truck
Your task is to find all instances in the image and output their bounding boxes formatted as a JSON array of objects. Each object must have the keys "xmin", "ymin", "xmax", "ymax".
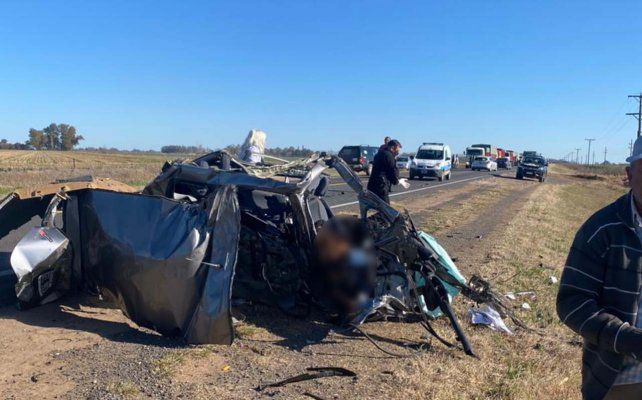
[
  {"xmin": 497, "ymin": 148, "xmax": 506, "ymax": 158},
  {"xmin": 504, "ymin": 150, "xmax": 517, "ymax": 162}
]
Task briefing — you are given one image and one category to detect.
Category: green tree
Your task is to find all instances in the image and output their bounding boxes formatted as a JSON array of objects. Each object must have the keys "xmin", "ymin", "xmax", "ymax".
[
  {"xmin": 27, "ymin": 128, "xmax": 46, "ymax": 150},
  {"xmin": 60, "ymin": 124, "xmax": 84, "ymax": 150},
  {"xmin": 43, "ymin": 123, "xmax": 61, "ymax": 150}
]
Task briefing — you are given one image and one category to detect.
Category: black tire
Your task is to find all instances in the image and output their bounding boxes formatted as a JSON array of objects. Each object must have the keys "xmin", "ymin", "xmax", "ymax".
[
  {"xmin": 438, "ymin": 175, "xmax": 444, "ymax": 182},
  {"xmin": 517, "ymin": 173, "xmax": 523, "ymax": 180},
  {"xmin": 365, "ymin": 163, "xmax": 373, "ymax": 176},
  {"xmin": 539, "ymin": 176, "xmax": 544, "ymax": 183},
  {"xmin": 409, "ymin": 175, "xmax": 415, "ymax": 180},
  {"xmin": 446, "ymin": 171, "xmax": 451, "ymax": 180}
]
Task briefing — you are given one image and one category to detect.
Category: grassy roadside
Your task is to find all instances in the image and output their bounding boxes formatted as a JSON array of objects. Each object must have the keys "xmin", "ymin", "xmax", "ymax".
[
  {"xmin": 443, "ymin": 170, "xmax": 627, "ymax": 399},
  {"xmin": 396, "ymin": 178, "xmax": 514, "ymax": 235}
]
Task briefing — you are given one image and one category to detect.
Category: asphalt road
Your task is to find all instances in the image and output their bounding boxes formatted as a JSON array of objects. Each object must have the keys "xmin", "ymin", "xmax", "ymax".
[
  {"xmin": 0, "ymin": 167, "xmax": 504, "ymax": 305},
  {"xmin": 325, "ymin": 167, "xmax": 496, "ymax": 209}
]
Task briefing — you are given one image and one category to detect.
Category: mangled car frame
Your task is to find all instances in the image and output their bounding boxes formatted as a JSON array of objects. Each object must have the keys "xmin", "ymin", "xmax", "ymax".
[{"xmin": 0, "ymin": 151, "xmax": 517, "ymax": 356}]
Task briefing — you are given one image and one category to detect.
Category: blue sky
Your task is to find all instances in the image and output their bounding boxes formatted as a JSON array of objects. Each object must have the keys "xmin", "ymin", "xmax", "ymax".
[{"xmin": 1, "ymin": 1, "xmax": 641, "ymax": 161}]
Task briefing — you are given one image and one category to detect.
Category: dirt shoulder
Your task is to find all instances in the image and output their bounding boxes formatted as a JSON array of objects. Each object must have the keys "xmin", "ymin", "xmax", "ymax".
[{"xmin": 0, "ymin": 168, "xmax": 627, "ymax": 400}]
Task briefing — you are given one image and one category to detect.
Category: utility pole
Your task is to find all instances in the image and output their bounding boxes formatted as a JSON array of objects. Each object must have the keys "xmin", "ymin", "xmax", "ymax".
[
  {"xmin": 585, "ymin": 139, "xmax": 595, "ymax": 165},
  {"xmin": 630, "ymin": 139, "xmax": 634, "ymax": 156},
  {"xmin": 627, "ymin": 93, "xmax": 642, "ymax": 138},
  {"xmin": 575, "ymin": 148, "xmax": 581, "ymax": 164},
  {"xmin": 592, "ymin": 151, "xmax": 595, "ymax": 165},
  {"xmin": 603, "ymin": 147, "xmax": 607, "ymax": 164}
]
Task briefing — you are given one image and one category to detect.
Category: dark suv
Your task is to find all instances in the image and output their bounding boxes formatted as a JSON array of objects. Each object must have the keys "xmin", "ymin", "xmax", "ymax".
[
  {"xmin": 338, "ymin": 145, "xmax": 379, "ymax": 175},
  {"xmin": 516, "ymin": 156, "xmax": 547, "ymax": 182}
]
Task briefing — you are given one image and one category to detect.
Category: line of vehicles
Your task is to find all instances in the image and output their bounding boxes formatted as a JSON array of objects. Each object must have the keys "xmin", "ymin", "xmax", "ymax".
[{"xmin": 338, "ymin": 143, "xmax": 548, "ymax": 183}]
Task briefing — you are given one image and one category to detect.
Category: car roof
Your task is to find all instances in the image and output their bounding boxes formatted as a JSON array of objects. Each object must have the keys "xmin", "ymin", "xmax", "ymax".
[{"xmin": 418, "ymin": 144, "xmax": 447, "ymax": 150}]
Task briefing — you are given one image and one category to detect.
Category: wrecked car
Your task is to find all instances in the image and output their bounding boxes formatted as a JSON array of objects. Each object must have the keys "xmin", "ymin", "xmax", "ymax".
[{"xmin": 0, "ymin": 151, "xmax": 515, "ymax": 355}]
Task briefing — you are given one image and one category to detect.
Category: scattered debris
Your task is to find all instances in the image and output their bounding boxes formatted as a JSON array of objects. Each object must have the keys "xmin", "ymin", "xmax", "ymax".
[
  {"xmin": 548, "ymin": 276, "xmax": 558, "ymax": 284},
  {"xmin": 256, "ymin": 367, "xmax": 357, "ymax": 391},
  {"xmin": 515, "ymin": 291, "xmax": 537, "ymax": 301},
  {"xmin": 521, "ymin": 302, "xmax": 531, "ymax": 310},
  {"xmin": 468, "ymin": 305, "xmax": 513, "ymax": 335},
  {"xmin": 505, "ymin": 290, "xmax": 536, "ymax": 302},
  {"xmin": 538, "ymin": 262, "xmax": 555, "ymax": 270},
  {"xmin": 304, "ymin": 392, "xmax": 331, "ymax": 400}
]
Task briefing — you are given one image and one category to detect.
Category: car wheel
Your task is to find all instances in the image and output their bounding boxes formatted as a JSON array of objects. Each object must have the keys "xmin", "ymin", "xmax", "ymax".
[
  {"xmin": 438, "ymin": 175, "xmax": 443, "ymax": 182},
  {"xmin": 409, "ymin": 175, "xmax": 415, "ymax": 180},
  {"xmin": 539, "ymin": 176, "xmax": 544, "ymax": 182},
  {"xmin": 446, "ymin": 171, "xmax": 451, "ymax": 180}
]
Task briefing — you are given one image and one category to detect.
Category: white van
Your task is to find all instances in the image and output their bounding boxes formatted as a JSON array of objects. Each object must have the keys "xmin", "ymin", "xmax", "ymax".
[{"xmin": 409, "ymin": 143, "xmax": 452, "ymax": 181}]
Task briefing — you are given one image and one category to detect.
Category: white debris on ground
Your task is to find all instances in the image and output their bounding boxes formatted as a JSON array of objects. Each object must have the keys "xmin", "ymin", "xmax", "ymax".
[{"xmin": 468, "ymin": 304, "xmax": 514, "ymax": 335}]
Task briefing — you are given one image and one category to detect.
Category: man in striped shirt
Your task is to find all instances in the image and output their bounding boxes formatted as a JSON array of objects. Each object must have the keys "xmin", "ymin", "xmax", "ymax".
[{"xmin": 558, "ymin": 136, "xmax": 642, "ymax": 399}]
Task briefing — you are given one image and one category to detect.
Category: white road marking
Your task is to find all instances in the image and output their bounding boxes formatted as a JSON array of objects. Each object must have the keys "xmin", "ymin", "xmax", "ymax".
[{"xmin": 329, "ymin": 175, "xmax": 488, "ymax": 209}]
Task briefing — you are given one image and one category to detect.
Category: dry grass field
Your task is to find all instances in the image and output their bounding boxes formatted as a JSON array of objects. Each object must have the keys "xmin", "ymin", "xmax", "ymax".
[
  {"xmin": 0, "ymin": 150, "xmax": 186, "ymax": 195},
  {"xmin": 0, "ymin": 159, "xmax": 631, "ymax": 399}
]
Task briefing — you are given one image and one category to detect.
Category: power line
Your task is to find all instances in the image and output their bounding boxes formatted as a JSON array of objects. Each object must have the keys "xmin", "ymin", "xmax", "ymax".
[
  {"xmin": 575, "ymin": 148, "xmax": 581, "ymax": 164},
  {"xmin": 585, "ymin": 139, "xmax": 595, "ymax": 165},
  {"xmin": 596, "ymin": 97, "xmax": 632, "ymax": 140},
  {"xmin": 627, "ymin": 93, "xmax": 642, "ymax": 138}
]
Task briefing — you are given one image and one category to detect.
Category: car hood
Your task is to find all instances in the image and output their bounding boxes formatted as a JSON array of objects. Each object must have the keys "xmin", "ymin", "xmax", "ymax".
[{"xmin": 413, "ymin": 159, "xmax": 441, "ymax": 167}]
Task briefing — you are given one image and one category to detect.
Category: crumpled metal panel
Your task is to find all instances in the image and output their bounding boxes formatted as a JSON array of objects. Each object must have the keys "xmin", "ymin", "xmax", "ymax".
[
  {"xmin": 185, "ymin": 186, "xmax": 240, "ymax": 344},
  {"xmin": 143, "ymin": 163, "xmax": 301, "ymax": 198},
  {"xmin": 78, "ymin": 190, "xmax": 226, "ymax": 339}
]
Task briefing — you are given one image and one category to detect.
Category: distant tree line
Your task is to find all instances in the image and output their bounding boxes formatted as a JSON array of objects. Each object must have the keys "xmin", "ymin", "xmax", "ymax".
[
  {"xmin": 161, "ymin": 144, "xmax": 315, "ymax": 157},
  {"xmin": 223, "ymin": 144, "xmax": 315, "ymax": 158},
  {"xmin": 81, "ymin": 147, "xmax": 161, "ymax": 154},
  {"xmin": 161, "ymin": 145, "xmax": 212, "ymax": 154},
  {"xmin": 0, "ymin": 139, "xmax": 30, "ymax": 150},
  {"xmin": 27, "ymin": 123, "xmax": 84, "ymax": 150},
  {"xmin": 0, "ymin": 123, "xmax": 84, "ymax": 151}
]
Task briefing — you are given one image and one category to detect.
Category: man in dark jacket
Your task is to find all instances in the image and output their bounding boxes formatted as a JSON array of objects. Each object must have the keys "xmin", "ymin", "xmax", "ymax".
[
  {"xmin": 367, "ymin": 139, "xmax": 402, "ymax": 204},
  {"xmin": 557, "ymin": 136, "xmax": 642, "ymax": 399},
  {"xmin": 378, "ymin": 136, "xmax": 391, "ymax": 152}
]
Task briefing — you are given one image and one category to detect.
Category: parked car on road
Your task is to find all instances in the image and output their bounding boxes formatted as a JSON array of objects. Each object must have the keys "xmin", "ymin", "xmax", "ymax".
[
  {"xmin": 471, "ymin": 156, "xmax": 498, "ymax": 171},
  {"xmin": 396, "ymin": 155, "xmax": 411, "ymax": 169},
  {"xmin": 338, "ymin": 145, "xmax": 378, "ymax": 175},
  {"xmin": 497, "ymin": 157, "xmax": 512, "ymax": 169},
  {"xmin": 516, "ymin": 156, "xmax": 547, "ymax": 182},
  {"xmin": 409, "ymin": 143, "xmax": 452, "ymax": 181}
]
